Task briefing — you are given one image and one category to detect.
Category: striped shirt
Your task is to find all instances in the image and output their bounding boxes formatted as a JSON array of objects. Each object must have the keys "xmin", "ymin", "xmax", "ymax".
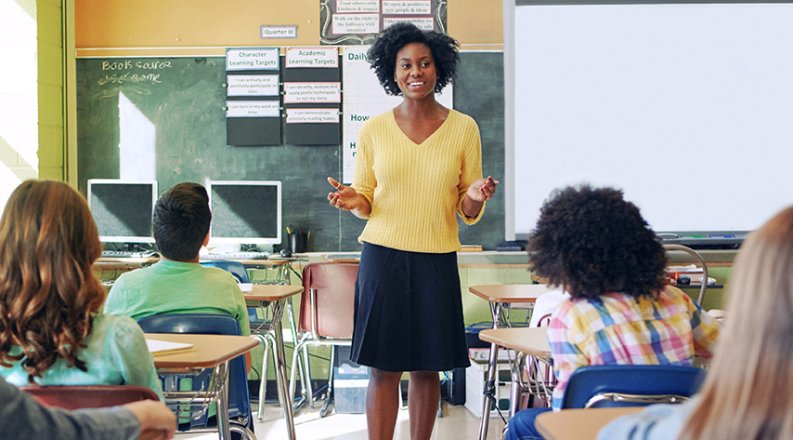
[
  {"xmin": 547, "ymin": 286, "xmax": 719, "ymax": 409},
  {"xmin": 351, "ymin": 109, "xmax": 485, "ymax": 253}
]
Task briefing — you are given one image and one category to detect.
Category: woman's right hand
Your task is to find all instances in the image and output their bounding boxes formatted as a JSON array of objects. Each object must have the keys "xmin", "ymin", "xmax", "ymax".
[{"xmin": 327, "ymin": 177, "xmax": 363, "ymax": 211}]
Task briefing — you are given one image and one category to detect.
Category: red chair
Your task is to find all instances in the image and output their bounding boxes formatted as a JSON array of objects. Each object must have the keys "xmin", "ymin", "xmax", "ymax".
[
  {"xmin": 288, "ymin": 262, "xmax": 358, "ymax": 416},
  {"xmin": 21, "ymin": 385, "xmax": 158, "ymax": 410}
]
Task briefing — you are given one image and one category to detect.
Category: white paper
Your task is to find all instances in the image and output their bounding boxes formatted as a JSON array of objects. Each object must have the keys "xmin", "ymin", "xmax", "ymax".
[
  {"xmin": 226, "ymin": 101, "xmax": 280, "ymax": 118},
  {"xmin": 283, "ymin": 82, "xmax": 341, "ymax": 104},
  {"xmin": 382, "ymin": 0, "xmax": 431, "ymax": 15},
  {"xmin": 337, "ymin": 0, "xmax": 380, "ymax": 13},
  {"xmin": 226, "ymin": 48, "xmax": 280, "ymax": 71},
  {"xmin": 227, "ymin": 75, "xmax": 280, "ymax": 97},
  {"xmin": 146, "ymin": 339, "xmax": 193, "ymax": 354},
  {"xmin": 332, "ymin": 14, "xmax": 380, "ymax": 34},
  {"xmin": 382, "ymin": 16, "xmax": 434, "ymax": 31},
  {"xmin": 286, "ymin": 108, "xmax": 339, "ymax": 124},
  {"xmin": 286, "ymin": 47, "xmax": 339, "ymax": 68}
]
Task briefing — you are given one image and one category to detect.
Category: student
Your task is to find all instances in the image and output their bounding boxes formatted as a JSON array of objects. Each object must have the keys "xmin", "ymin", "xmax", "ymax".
[
  {"xmin": 505, "ymin": 185, "xmax": 720, "ymax": 440},
  {"xmin": 599, "ymin": 205, "xmax": 793, "ymax": 439},
  {"xmin": 0, "ymin": 180, "xmax": 162, "ymax": 399},
  {"xmin": 326, "ymin": 22, "xmax": 498, "ymax": 439},
  {"xmin": 103, "ymin": 182, "xmax": 250, "ymax": 339},
  {"xmin": 0, "ymin": 375, "xmax": 175, "ymax": 440}
]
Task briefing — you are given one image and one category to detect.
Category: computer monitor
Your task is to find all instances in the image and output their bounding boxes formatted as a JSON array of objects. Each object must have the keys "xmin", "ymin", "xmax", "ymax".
[
  {"xmin": 87, "ymin": 179, "xmax": 157, "ymax": 244},
  {"xmin": 207, "ymin": 180, "xmax": 282, "ymax": 246}
]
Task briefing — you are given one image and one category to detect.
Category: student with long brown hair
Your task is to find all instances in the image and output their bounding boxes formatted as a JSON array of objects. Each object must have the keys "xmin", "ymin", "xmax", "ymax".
[
  {"xmin": 600, "ymin": 206, "xmax": 793, "ymax": 439},
  {"xmin": 0, "ymin": 180, "xmax": 162, "ymax": 398}
]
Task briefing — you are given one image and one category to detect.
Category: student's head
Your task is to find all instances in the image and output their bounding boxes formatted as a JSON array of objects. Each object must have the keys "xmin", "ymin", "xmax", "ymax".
[
  {"xmin": 367, "ymin": 22, "xmax": 459, "ymax": 96},
  {"xmin": 527, "ymin": 185, "xmax": 666, "ymax": 299},
  {"xmin": 153, "ymin": 182, "xmax": 211, "ymax": 261},
  {"xmin": 681, "ymin": 206, "xmax": 793, "ymax": 439},
  {"xmin": 0, "ymin": 180, "xmax": 105, "ymax": 381}
]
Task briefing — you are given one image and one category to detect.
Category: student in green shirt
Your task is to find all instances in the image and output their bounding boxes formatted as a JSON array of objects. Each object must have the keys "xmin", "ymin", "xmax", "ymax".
[
  {"xmin": 104, "ymin": 182, "xmax": 250, "ymax": 339},
  {"xmin": 0, "ymin": 180, "xmax": 162, "ymax": 399}
]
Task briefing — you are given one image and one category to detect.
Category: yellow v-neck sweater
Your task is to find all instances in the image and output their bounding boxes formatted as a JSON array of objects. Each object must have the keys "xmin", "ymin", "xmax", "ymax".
[{"xmin": 352, "ymin": 109, "xmax": 485, "ymax": 253}]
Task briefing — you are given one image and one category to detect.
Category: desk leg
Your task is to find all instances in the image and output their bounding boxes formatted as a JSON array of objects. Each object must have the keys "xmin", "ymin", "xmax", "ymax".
[
  {"xmin": 479, "ymin": 302, "xmax": 504, "ymax": 440},
  {"xmin": 273, "ymin": 299, "xmax": 297, "ymax": 440},
  {"xmin": 217, "ymin": 362, "xmax": 232, "ymax": 440}
]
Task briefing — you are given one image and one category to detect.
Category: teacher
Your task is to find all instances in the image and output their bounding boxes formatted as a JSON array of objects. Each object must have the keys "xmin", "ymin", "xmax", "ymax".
[{"xmin": 327, "ymin": 22, "xmax": 498, "ymax": 440}]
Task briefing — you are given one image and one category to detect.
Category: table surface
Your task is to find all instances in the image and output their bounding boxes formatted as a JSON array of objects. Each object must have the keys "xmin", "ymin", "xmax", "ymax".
[
  {"xmin": 146, "ymin": 333, "xmax": 258, "ymax": 371},
  {"xmin": 478, "ymin": 327, "xmax": 550, "ymax": 357},
  {"xmin": 468, "ymin": 284, "xmax": 552, "ymax": 303},
  {"xmin": 244, "ymin": 283, "xmax": 303, "ymax": 301},
  {"xmin": 536, "ymin": 407, "xmax": 642, "ymax": 440}
]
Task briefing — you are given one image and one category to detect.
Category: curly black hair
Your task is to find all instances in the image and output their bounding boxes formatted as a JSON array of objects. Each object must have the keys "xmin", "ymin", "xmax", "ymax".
[
  {"xmin": 527, "ymin": 185, "xmax": 667, "ymax": 300},
  {"xmin": 367, "ymin": 22, "xmax": 459, "ymax": 96}
]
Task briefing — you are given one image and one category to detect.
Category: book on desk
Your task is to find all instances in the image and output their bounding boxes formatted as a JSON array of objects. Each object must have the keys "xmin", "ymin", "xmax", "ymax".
[{"xmin": 146, "ymin": 338, "xmax": 194, "ymax": 355}]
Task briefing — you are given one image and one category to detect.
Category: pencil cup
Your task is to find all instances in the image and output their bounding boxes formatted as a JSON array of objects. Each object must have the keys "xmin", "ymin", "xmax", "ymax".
[{"xmin": 288, "ymin": 230, "xmax": 309, "ymax": 253}]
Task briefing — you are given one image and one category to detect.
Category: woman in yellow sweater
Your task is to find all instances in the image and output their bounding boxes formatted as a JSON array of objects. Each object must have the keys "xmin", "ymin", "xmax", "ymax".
[{"xmin": 327, "ymin": 22, "xmax": 498, "ymax": 440}]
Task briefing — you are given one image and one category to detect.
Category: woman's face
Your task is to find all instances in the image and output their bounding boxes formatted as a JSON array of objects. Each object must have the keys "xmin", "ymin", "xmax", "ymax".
[{"xmin": 393, "ymin": 42, "xmax": 437, "ymax": 100}]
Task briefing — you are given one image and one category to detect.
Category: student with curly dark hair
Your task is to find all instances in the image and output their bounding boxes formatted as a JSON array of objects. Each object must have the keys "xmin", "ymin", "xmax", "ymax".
[
  {"xmin": 505, "ymin": 185, "xmax": 720, "ymax": 440},
  {"xmin": 326, "ymin": 22, "xmax": 498, "ymax": 439},
  {"xmin": 0, "ymin": 180, "xmax": 162, "ymax": 398}
]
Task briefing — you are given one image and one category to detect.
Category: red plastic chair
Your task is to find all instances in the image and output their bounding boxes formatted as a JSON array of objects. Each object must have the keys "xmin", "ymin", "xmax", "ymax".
[
  {"xmin": 288, "ymin": 262, "xmax": 359, "ymax": 416},
  {"xmin": 21, "ymin": 385, "xmax": 158, "ymax": 410}
]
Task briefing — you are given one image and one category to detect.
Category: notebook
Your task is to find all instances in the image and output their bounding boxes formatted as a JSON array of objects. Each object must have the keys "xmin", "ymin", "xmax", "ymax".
[{"xmin": 145, "ymin": 338, "xmax": 194, "ymax": 355}]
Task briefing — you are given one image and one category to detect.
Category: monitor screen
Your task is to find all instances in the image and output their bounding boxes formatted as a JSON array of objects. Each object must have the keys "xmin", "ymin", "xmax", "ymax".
[
  {"xmin": 87, "ymin": 180, "xmax": 157, "ymax": 244},
  {"xmin": 207, "ymin": 180, "xmax": 282, "ymax": 245}
]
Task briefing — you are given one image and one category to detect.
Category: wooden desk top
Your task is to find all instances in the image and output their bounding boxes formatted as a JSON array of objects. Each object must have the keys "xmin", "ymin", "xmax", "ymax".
[
  {"xmin": 478, "ymin": 327, "xmax": 550, "ymax": 357},
  {"xmin": 244, "ymin": 283, "xmax": 303, "ymax": 302},
  {"xmin": 536, "ymin": 407, "xmax": 642, "ymax": 440},
  {"xmin": 146, "ymin": 333, "xmax": 258, "ymax": 371},
  {"xmin": 468, "ymin": 284, "xmax": 552, "ymax": 303}
]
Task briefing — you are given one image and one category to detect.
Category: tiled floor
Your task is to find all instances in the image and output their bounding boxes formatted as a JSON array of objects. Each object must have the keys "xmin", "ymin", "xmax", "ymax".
[{"xmin": 177, "ymin": 401, "xmax": 506, "ymax": 439}]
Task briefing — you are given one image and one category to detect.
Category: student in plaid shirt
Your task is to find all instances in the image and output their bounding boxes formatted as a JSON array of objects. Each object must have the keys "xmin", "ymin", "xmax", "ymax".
[{"xmin": 505, "ymin": 185, "xmax": 720, "ymax": 440}]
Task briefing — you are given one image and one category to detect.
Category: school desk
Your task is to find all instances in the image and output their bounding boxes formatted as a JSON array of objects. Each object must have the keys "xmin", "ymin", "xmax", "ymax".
[
  {"xmin": 479, "ymin": 327, "xmax": 554, "ymax": 420},
  {"xmin": 147, "ymin": 333, "xmax": 258, "ymax": 440},
  {"xmin": 245, "ymin": 283, "xmax": 303, "ymax": 439},
  {"xmin": 468, "ymin": 284, "xmax": 552, "ymax": 440},
  {"xmin": 535, "ymin": 407, "xmax": 642, "ymax": 440}
]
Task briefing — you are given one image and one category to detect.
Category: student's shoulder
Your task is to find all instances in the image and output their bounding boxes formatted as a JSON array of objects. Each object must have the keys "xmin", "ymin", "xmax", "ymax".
[{"xmin": 93, "ymin": 314, "xmax": 146, "ymax": 345}]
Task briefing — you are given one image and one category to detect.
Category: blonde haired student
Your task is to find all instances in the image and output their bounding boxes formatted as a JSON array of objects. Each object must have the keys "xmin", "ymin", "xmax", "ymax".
[
  {"xmin": 600, "ymin": 205, "xmax": 793, "ymax": 439},
  {"xmin": 0, "ymin": 180, "xmax": 162, "ymax": 399}
]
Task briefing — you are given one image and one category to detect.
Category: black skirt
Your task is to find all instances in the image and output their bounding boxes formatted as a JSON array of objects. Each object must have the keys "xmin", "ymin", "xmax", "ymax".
[{"xmin": 350, "ymin": 242, "xmax": 470, "ymax": 372}]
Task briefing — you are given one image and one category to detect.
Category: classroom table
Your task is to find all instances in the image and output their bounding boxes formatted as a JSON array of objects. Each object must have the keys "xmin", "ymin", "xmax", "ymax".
[
  {"xmin": 244, "ymin": 283, "xmax": 303, "ymax": 440},
  {"xmin": 535, "ymin": 407, "xmax": 642, "ymax": 440},
  {"xmin": 468, "ymin": 284, "xmax": 552, "ymax": 440},
  {"xmin": 479, "ymin": 327, "xmax": 555, "ymax": 420},
  {"xmin": 147, "ymin": 333, "xmax": 259, "ymax": 440}
]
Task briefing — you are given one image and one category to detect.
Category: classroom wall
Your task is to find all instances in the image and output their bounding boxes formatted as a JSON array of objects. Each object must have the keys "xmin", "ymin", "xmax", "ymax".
[
  {"xmin": 70, "ymin": 0, "xmax": 507, "ymax": 252},
  {"xmin": 0, "ymin": 0, "xmax": 41, "ymax": 209}
]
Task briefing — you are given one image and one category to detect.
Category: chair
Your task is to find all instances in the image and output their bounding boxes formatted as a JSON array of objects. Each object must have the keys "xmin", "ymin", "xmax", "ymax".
[
  {"xmin": 288, "ymin": 262, "xmax": 359, "ymax": 417},
  {"xmin": 561, "ymin": 364, "xmax": 706, "ymax": 409},
  {"xmin": 200, "ymin": 260, "xmax": 251, "ymax": 283},
  {"xmin": 22, "ymin": 385, "xmax": 158, "ymax": 410},
  {"xmin": 664, "ymin": 244, "xmax": 709, "ymax": 306},
  {"xmin": 137, "ymin": 313, "xmax": 255, "ymax": 440}
]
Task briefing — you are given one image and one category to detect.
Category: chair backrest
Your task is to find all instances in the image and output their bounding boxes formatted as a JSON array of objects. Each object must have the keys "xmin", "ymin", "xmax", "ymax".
[
  {"xmin": 200, "ymin": 260, "xmax": 251, "ymax": 284},
  {"xmin": 137, "ymin": 313, "xmax": 252, "ymax": 426},
  {"xmin": 561, "ymin": 364, "xmax": 706, "ymax": 409},
  {"xmin": 298, "ymin": 262, "xmax": 358, "ymax": 339},
  {"xmin": 22, "ymin": 385, "xmax": 158, "ymax": 410}
]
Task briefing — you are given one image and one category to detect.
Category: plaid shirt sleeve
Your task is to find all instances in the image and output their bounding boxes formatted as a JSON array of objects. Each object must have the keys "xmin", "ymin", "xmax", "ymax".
[
  {"xmin": 547, "ymin": 309, "xmax": 590, "ymax": 410},
  {"xmin": 685, "ymin": 295, "xmax": 720, "ymax": 358}
]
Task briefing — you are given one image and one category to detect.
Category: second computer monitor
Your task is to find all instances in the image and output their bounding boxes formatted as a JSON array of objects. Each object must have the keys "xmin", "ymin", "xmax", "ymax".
[
  {"xmin": 87, "ymin": 179, "xmax": 157, "ymax": 244},
  {"xmin": 207, "ymin": 180, "xmax": 282, "ymax": 246}
]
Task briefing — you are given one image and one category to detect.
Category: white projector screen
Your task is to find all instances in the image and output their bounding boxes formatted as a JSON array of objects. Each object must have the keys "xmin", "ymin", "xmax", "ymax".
[{"xmin": 506, "ymin": 2, "xmax": 793, "ymax": 240}]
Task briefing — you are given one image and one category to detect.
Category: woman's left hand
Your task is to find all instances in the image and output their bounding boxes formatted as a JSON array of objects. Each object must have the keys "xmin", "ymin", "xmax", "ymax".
[{"xmin": 466, "ymin": 176, "xmax": 499, "ymax": 202}]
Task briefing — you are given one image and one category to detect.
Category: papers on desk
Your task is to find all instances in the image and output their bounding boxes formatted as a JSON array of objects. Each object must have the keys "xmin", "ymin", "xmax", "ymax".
[
  {"xmin": 238, "ymin": 282, "xmax": 253, "ymax": 292},
  {"xmin": 469, "ymin": 347, "xmax": 514, "ymax": 362},
  {"xmin": 146, "ymin": 338, "xmax": 194, "ymax": 355}
]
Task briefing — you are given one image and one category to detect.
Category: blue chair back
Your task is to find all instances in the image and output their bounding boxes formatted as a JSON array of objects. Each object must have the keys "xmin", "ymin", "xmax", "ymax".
[
  {"xmin": 561, "ymin": 364, "xmax": 706, "ymax": 409},
  {"xmin": 137, "ymin": 313, "xmax": 253, "ymax": 431},
  {"xmin": 200, "ymin": 260, "xmax": 251, "ymax": 284}
]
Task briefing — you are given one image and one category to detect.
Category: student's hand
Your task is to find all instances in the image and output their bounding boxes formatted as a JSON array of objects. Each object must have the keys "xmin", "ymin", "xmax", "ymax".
[
  {"xmin": 124, "ymin": 400, "xmax": 176, "ymax": 440},
  {"xmin": 466, "ymin": 176, "xmax": 499, "ymax": 202},
  {"xmin": 326, "ymin": 177, "xmax": 364, "ymax": 211}
]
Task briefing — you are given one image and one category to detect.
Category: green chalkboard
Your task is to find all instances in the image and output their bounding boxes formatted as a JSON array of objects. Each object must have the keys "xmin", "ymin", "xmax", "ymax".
[{"xmin": 76, "ymin": 53, "xmax": 505, "ymax": 251}]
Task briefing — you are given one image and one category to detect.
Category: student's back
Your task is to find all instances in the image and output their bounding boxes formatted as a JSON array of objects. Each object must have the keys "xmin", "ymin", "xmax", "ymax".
[
  {"xmin": 0, "ymin": 180, "xmax": 162, "ymax": 399},
  {"xmin": 104, "ymin": 261, "xmax": 249, "ymax": 336},
  {"xmin": 103, "ymin": 182, "xmax": 249, "ymax": 336}
]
